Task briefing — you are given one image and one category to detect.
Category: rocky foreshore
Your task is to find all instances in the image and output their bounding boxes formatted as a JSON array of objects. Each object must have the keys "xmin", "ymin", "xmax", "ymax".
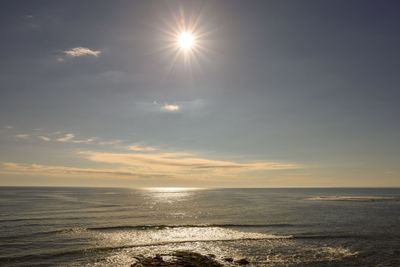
[{"xmin": 131, "ymin": 251, "xmax": 250, "ymax": 266}]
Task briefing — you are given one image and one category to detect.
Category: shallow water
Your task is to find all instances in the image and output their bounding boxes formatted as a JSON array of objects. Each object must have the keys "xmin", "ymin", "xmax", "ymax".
[{"xmin": 1, "ymin": 187, "xmax": 400, "ymax": 266}]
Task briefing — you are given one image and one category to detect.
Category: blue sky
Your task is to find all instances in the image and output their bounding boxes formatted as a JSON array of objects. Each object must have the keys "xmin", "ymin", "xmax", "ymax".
[{"xmin": 0, "ymin": 0, "xmax": 399, "ymax": 187}]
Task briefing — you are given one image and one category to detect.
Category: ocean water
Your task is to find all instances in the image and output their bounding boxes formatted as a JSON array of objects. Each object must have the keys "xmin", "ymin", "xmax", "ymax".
[{"xmin": 1, "ymin": 187, "xmax": 400, "ymax": 266}]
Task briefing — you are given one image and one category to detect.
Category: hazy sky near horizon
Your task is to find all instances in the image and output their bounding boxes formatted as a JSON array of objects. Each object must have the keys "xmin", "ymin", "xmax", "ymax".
[{"xmin": 0, "ymin": 0, "xmax": 399, "ymax": 187}]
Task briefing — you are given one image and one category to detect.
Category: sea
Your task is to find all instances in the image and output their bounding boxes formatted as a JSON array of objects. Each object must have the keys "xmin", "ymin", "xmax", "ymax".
[{"xmin": 1, "ymin": 187, "xmax": 400, "ymax": 266}]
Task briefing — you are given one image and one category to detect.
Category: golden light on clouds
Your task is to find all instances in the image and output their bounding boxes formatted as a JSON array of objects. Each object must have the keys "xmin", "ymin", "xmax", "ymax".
[
  {"xmin": 0, "ymin": 162, "xmax": 138, "ymax": 178},
  {"xmin": 0, "ymin": 145, "xmax": 302, "ymax": 183},
  {"xmin": 79, "ymin": 150, "xmax": 301, "ymax": 178},
  {"xmin": 2, "ymin": 128, "xmax": 308, "ymax": 186}
]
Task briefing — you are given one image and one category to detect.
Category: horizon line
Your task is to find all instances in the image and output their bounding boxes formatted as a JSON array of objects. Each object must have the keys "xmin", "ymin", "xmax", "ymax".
[{"xmin": 1, "ymin": 185, "xmax": 399, "ymax": 189}]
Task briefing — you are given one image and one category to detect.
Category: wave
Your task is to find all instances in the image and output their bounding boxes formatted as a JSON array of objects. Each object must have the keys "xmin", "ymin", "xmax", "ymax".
[
  {"xmin": 4, "ymin": 224, "xmax": 400, "ymax": 240},
  {"xmin": 307, "ymin": 196, "xmax": 400, "ymax": 202},
  {"xmin": 1, "ymin": 231, "xmax": 391, "ymax": 263},
  {"xmin": 0, "ymin": 224, "xmax": 298, "ymax": 241},
  {"xmin": 0, "ymin": 231, "xmax": 382, "ymax": 244},
  {"xmin": 0, "ymin": 216, "xmax": 100, "ymax": 223},
  {"xmin": 293, "ymin": 234, "xmax": 367, "ymax": 240},
  {"xmin": 0, "ymin": 227, "xmax": 87, "ymax": 241},
  {"xmin": 0, "ymin": 233, "xmax": 370, "ymax": 264},
  {"xmin": 3, "ymin": 223, "xmax": 398, "ymax": 242},
  {"xmin": 87, "ymin": 223, "xmax": 299, "ymax": 231},
  {"xmin": 0, "ymin": 224, "xmax": 297, "ymax": 241},
  {"xmin": 0, "ymin": 236, "xmax": 293, "ymax": 263}
]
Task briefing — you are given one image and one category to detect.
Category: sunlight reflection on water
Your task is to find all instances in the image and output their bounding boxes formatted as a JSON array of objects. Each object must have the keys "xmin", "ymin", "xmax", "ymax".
[
  {"xmin": 4, "ymin": 187, "xmax": 399, "ymax": 267},
  {"xmin": 83, "ymin": 227, "xmax": 356, "ymax": 267},
  {"xmin": 143, "ymin": 187, "xmax": 203, "ymax": 203},
  {"xmin": 94, "ymin": 226, "xmax": 286, "ymax": 248}
]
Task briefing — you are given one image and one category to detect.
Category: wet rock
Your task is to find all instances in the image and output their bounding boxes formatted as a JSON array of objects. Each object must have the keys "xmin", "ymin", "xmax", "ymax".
[
  {"xmin": 154, "ymin": 254, "xmax": 162, "ymax": 260},
  {"xmin": 131, "ymin": 251, "xmax": 223, "ymax": 267},
  {"xmin": 223, "ymin": 257, "xmax": 234, "ymax": 262},
  {"xmin": 235, "ymin": 258, "xmax": 250, "ymax": 265}
]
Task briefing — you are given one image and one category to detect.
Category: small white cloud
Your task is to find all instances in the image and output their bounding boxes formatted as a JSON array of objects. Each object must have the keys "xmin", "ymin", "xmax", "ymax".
[
  {"xmin": 162, "ymin": 104, "xmax": 180, "ymax": 112},
  {"xmin": 75, "ymin": 137, "xmax": 96, "ymax": 144},
  {"xmin": 15, "ymin": 134, "xmax": 30, "ymax": 139},
  {"xmin": 138, "ymin": 99, "xmax": 205, "ymax": 115},
  {"xmin": 11, "ymin": 128, "xmax": 123, "ymax": 147},
  {"xmin": 21, "ymin": 15, "xmax": 40, "ymax": 30},
  {"xmin": 15, "ymin": 129, "xmax": 123, "ymax": 146},
  {"xmin": 56, "ymin": 133, "xmax": 96, "ymax": 144},
  {"xmin": 57, "ymin": 133, "xmax": 75, "ymax": 142},
  {"xmin": 98, "ymin": 139, "xmax": 123, "ymax": 146},
  {"xmin": 38, "ymin": 136, "xmax": 51, "ymax": 141},
  {"xmin": 4, "ymin": 125, "xmax": 14, "ymax": 129},
  {"xmin": 128, "ymin": 145, "xmax": 157, "ymax": 152},
  {"xmin": 63, "ymin": 47, "xmax": 101, "ymax": 58},
  {"xmin": 22, "ymin": 15, "xmax": 34, "ymax": 19}
]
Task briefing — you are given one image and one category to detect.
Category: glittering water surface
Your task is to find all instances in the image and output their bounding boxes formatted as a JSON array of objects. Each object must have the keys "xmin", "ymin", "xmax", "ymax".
[{"xmin": 1, "ymin": 187, "xmax": 400, "ymax": 266}]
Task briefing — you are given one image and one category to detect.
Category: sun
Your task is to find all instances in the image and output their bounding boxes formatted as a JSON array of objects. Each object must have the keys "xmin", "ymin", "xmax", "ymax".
[
  {"xmin": 177, "ymin": 32, "xmax": 195, "ymax": 51},
  {"xmin": 156, "ymin": 9, "xmax": 213, "ymax": 70}
]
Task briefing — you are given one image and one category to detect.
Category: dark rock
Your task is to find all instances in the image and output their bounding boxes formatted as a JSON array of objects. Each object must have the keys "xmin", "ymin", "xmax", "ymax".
[
  {"xmin": 235, "ymin": 258, "xmax": 250, "ymax": 265},
  {"xmin": 131, "ymin": 251, "xmax": 223, "ymax": 267},
  {"xmin": 223, "ymin": 257, "xmax": 234, "ymax": 262}
]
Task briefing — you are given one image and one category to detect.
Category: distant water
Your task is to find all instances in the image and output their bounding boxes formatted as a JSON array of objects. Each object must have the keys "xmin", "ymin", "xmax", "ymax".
[{"xmin": 1, "ymin": 187, "xmax": 400, "ymax": 266}]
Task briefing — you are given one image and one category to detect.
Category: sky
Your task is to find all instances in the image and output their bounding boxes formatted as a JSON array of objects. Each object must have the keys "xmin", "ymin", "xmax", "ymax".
[{"xmin": 0, "ymin": 0, "xmax": 399, "ymax": 187}]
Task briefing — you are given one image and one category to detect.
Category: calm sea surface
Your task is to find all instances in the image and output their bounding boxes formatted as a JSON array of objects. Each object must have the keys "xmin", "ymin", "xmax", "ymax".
[{"xmin": 1, "ymin": 187, "xmax": 400, "ymax": 266}]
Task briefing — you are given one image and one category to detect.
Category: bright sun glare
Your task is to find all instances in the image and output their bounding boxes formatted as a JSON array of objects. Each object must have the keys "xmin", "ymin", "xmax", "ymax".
[
  {"xmin": 161, "ymin": 10, "xmax": 211, "ymax": 69},
  {"xmin": 177, "ymin": 32, "xmax": 195, "ymax": 50}
]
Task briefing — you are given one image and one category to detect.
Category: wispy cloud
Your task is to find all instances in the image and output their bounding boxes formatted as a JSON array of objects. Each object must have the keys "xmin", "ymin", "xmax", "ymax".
[
  {"xmin": 56, "ymin": 133, "xmax": 75, "ymax": 142},
  {"xmin": 5, "ymin": 129, "xmax": 302, "ymax": 181},
  {"xmin": 98, "ymin": 139, "xmax": 123, "ymax": 146},
  {"xmin": 139, "ymin": 99, "xmax": 206, "ymax": 114},
  {"xmin": 0, "ymin": 146, "xmax": 301, "ymax": 181},
  {"xmin": 80, "ymin": 150, "xmax": 301, "ymax": 178},
  {"xmin": 22, "ymin": 15, "xmax": 34, "ymax": 19},
  {"xmin": 38, "ymin": 136, "xmax": 51, "ymax": 141},
  {"xmin": 21, "ymin": 14, "xmax": 40, "ymax": 30},
  {"xmin": 63, "ymin": 47, "xmax": 101, "ymax": 58},
  {"xmin": 12, "ymin": 129, "xmax": 122, "ymax": 147},
  {"xmin": 128, "ymin": 144, "xmax": 157, "ymax": 152},
  {"xmin": 55, "ymin": 133, "xmax": 103, "ymax": 144},
  {"xmin": 0, "ymin": 162, "xmax": 152, "ymax": 178},
  {"xmin": 14, "ymin": 134, "xmax": 30, "ymax": 140}
]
